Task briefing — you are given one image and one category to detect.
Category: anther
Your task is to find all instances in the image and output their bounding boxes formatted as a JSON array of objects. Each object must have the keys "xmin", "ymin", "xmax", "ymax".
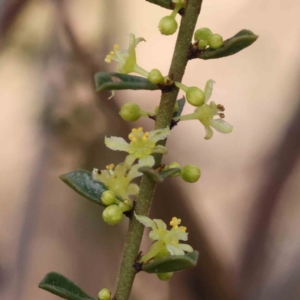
[
  {"xmin": 217, "ymin": 104, "xmax": 225, "ymax": 112},
  {"xmin": 219, "ymin": 113, "xmax": 225, "ymax": 118}
]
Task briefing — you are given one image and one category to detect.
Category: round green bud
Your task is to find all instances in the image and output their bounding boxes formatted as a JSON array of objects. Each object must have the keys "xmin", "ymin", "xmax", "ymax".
[
  {"xmin": 98, "ymin": 288, "xmax": 111, "ymax": 300},
  {"xmin": 186, "ymin": 87, "xmax": 205, "ymax": 107},
  {"xmin": 198, "ymin": 39, "xmax": 208, "ymax": 50},
  {"xmin": 181, "ymin": 165, "xmax": 201, "ymax": 183},
  {"xmin": 157, "ymin": 272, "xmax": 173, "ymax": 281},
  {"xmin": 158, "ymin": 16, "xmax": 178, "ymax": 35},
  {"xmin": 101, "ymin": 190, "xmax": 116, "ymax": 206},
  {"xmin": 119, "ymin": 102, "xmax": 142, "ymax": 122},
  {"xmin": 194, "ymin": 27, "xmax": 212, "ymax": 41},
  {"xmin": 208, "ymin": 34, "xmax": 224, "ymax": 49},
  {"xmin": 147, "ymin": 69, "xmax": 164, "ymax": 84},
  {"xmin": 167, "ymin": 162, "xmax": 181, "ymax": 177},
  {"xmin": 102, "ymin": 205, "xmax": 123, "ymax": 225}
]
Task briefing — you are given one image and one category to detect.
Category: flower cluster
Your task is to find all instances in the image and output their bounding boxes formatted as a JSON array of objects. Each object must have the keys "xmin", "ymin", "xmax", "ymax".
[{"xmin": 194, "ymin": 27, "xmax": 224, "ymax": 50}]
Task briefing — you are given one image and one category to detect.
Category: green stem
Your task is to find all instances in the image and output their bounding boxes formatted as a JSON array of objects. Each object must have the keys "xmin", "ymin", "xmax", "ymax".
[{"xmin": 113, "ymin": 1, "xmax": 203, "ymax": 299}]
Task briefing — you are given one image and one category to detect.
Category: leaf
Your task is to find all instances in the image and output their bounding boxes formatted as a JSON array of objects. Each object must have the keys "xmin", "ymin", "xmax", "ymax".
[
  {"xmin": 146, "ymin": 0, "xmax": 172, "ymax": 10},
  {"xmin": 142, "ymin": 251, "xmax": 199, "ymax": 273},
  {"xmin": 138, "ymin": 167, "xmax": 181, "ymax": 183},
  {"xmin": 60, "ymin": 170, "xmax": 107, "ymax": 207},
  {"xmin": 198, "ymin": 30, "xmax": 258, "ymax": 60},
  {"xmin": 39, "ymin": 272, "xmax": 95, "ymax": 300},
  {"xmin": 173, "ymin": 97, "xmax": 186, "ymax": 118},
  {"xmin": 94, "ymin": 72, "xmax": 160, "ymax": 92}
]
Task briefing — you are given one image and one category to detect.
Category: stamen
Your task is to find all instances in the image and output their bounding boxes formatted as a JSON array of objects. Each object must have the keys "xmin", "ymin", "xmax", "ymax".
[
  {"xmin": 104, "ymin": 58, "xmax": 111, "ymax": 63},
  {"xmin": 137, "ymin": 127, "xmax": 143, "ymax": 132},
  {"xmin": 132, "ymin": 128, "xmax": 138, "ymax": 133},
  {"xmin": 131, "ymin": 137, "xmax": 137, "ymax": 143},
  {"xmin": 217, "ymin": 104, "xmax": 225, "ymax": 112},
  {"xmin": 106, "ymin": 164, "xmax": 115, "ymax": 170},
  {"xmin": 180, "ymin": 226, "xmax": 187, "ymax": 232},
  {"xmin": 170, "ymin": 217, "xmax": 181, "ymax": 229},
  {"xmin": 114, "ymin": 44, "xmax": 120, "ymax": 50}
]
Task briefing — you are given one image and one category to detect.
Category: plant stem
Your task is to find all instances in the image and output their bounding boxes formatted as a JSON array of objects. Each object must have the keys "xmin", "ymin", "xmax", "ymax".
[{"xmin": 113, "ymin": 1, "xmax": 203, "ymax": 299}]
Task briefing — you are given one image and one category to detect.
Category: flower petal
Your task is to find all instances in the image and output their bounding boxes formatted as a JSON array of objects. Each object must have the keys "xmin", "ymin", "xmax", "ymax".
[
  {"xmin": 140, "ymin": 241, "xmax": 165, "ymax": 263},
  {"xmin": 166, "ymin": 244, "xmax": 185, "ymax": 256},
  {"xmin": 148, "ymin": 127, "xmax": 170, "ymax": 143},
  {"xmin": 105, "ymin": 136, "xmax": 130, "ymax": 152},
  {"xmin": 210, "ymin": 119, "xmax": 233, "ymax": 134},
  {"xmin": 204, "ymin": 125, "xmax": 214, "ymax": 140},
  {"xmin": 114, "ymin": 163, "xmax": 127, "ymax": 176},
  {"xmin": 138, "ymin": 155, "xmax": 155, "ymax": 167},
  {"xmin": 135, "ymin": 37, "xmax": 146, "ymax": 47},
  {"xmin": 127, "ymin": 164, "xmax": 142, "ymax": 181},
  {"xmin": 177, "ymin": 243, "xmax": 193, "ymax": 253},
  {"xmin": 127, "ymin": 183, "xmax": 139, "ymax": 195},
  {"xmin": 153, "ymin": 219, "xmax": 167, "ymax": 230},
  {"xmin": 204, "ymin": 79, "xmax": 215, "ymax": 103},
  {"xmin": 92, "ymin": 168, "xmax": 110, "ymax": 183},
  {"xmin": 134, "ymin": 212, "xmax": 155, "ymax": 229},
  {"xmin": 124, "ymin": 154, "xmax": 136, "ymax": 168},
  {"xmin": 152, "ymin": 145, "xmax": 167, "ymax": 154}
]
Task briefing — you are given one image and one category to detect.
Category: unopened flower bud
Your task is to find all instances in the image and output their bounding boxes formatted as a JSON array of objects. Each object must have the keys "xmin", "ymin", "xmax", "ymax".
[
  {"xmin": 198, "ymin": 39, "xmax": 208, "ymax": 50},
  {"xmin": 186, "ymin": 87, "xmax": 205, "ymax": 107},
  {"xmin": 119, "ymin": 103, "xmax": 143, "ymax": 122},
  {"xmin": 102, "ymin": 205, "xmax": 123, "ymax": 225},
  {"xmin": 101, "ymin": 190, "xmax": 116, "ymax": 206},
  {"xmin": 194, "ymin": 27, "xmax": 212, "ymax": 41},
  {"xmin": 181, "ymin": 165, "xmax": 201, "ymax": 183},
  {"xmin": 167, "ymin": 162, "xmax": 181, "ymax": 177},
  {"xmin": 98, "ymin": 288, "xmax": 111, "ymax": 300},
  {"xmin": 208, "ymin": 34, "xmax": 224, "ymax": 49},
  {"xmin": 158, "ymin": 16, "xmax": 178, "ymax": 35},
  {"xmin": 157, "ymin": 272, "xmax": 173, "ymax": 281},
  {"xmin": 148, "ymin": 69, "xmax": 164, "ymax": 84}
]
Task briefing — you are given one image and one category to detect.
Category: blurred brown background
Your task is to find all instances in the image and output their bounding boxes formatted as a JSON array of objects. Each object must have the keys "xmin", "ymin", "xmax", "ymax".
[{"xmin": 1, "ymin": 0, "xmax": 300, "ymax": 299}]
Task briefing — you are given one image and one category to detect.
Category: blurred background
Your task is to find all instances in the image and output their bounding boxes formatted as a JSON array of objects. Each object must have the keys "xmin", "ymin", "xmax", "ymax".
[{"xmin": 1, "ymin": 0, "xmax": 300, "ymax": 299}]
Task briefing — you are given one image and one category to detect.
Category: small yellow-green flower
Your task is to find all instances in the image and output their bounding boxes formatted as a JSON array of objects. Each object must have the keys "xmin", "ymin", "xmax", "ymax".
[
  {"xmin": 174, "ymin": 80, "xmax": 233, "ymax": 139},
  {"xmin": 92, "ymin": 163, "xmax": 141, "ymax": 201},
  {"xmin": 135, "ymin": 213, "xmax": 193, "ymax": 263},
  {"xmin": 105, "ymin": 33, "xmax": 149, "ymax": 77},
  {"xmin": 105, "ymin": 127, "xmax": 170, "ymax": 167}
]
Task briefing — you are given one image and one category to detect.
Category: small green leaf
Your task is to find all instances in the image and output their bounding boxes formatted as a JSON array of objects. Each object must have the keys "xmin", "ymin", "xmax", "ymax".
[
  {"xmin": 39, "ymin": 272, "xmax": 95, "ymax": 300},
  {"xmin": 94, "ymin": 72, "xmax": 159, "ymax": 93},
  {"xmin": 173, "ymin": 97, "xmax": 186, "ymax": 118},
  {"xmin": 60, "ymin": 170, "xmax": 107, "ymax": 207},
  {"xmin": 138, "ymin": 167, "xmax": 181, "ymax": 182},
  {"xmin": 198, "ymin": 30, "xmax": 258, "ymax": 60},
  {"xmin": 142, "ymin": 251, "xmax": 199, "ymax": 273},
  {"xmin": 146, "ymin": 0, "xmax": 172, "ymax": 10}
]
